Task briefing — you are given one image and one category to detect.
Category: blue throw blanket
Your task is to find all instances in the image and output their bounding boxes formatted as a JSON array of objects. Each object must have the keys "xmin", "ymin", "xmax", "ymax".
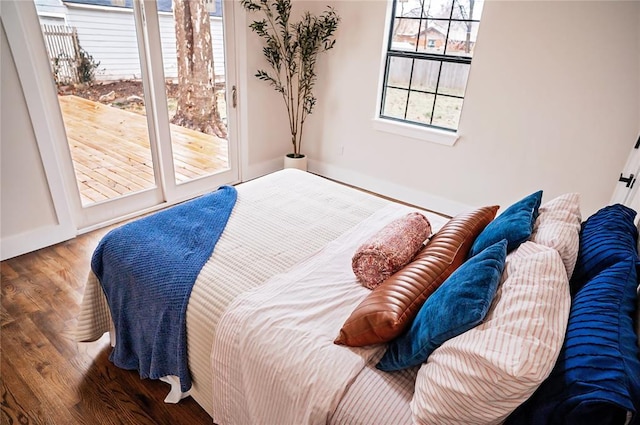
[{"xmin": 91, "ymin": 186, "xmax": 237, "ymax": 392}]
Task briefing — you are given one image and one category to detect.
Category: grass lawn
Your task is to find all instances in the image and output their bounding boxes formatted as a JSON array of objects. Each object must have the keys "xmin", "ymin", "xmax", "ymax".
[{"xmin": 383, "ymin": 88, "xmax": 463, "ymax": 130}]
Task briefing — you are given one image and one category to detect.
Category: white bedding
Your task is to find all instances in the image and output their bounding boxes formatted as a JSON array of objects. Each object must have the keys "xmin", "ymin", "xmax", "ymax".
[
  {"xmin": 73, "ymin": 169, "xmax": 640, "ymax": 423},
  {"xmin": 211, "ymin": 204, "xmax": 423, "ymax": 425},
  {"xmin": 75, "ymin": 169, "xmax": 449, "ymax": 418}
]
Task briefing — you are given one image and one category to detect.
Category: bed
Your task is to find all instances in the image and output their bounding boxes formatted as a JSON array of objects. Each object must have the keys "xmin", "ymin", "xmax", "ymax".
[{"xmin": 75, "ymin": 169, "xmax": 640, "ymax": 425}]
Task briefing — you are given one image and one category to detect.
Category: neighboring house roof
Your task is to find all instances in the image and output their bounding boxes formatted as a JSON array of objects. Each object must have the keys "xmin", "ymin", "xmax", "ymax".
[
  {"xmin": 395, "ymin": 6, "xmax": 477, "ymax": 43},
  {"xmin": 395, "ymin": 12, "xmax": 447, "ymax": 38},
  {"xmin": 61, "ymin": 0, "xmax": 223, "ymax": 17}
]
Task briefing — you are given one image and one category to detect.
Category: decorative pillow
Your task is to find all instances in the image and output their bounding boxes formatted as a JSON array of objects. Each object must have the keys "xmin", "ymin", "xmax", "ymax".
[
  {"xmin": 570, "ymin": 203, "xmax": 638, "ymax": 294},
  {"xmin": 411, "ymin": 242, "xmax": 570, "ymax": 425},
  {"xmin": 334, "ymin": 205, "xmax": 499, "ymax": 347},
  {"xmin": 468, "ymin": 190, "xmax": 543, "ymax": 257},
  {"xmin": 530, "ymin": 193, "xmax": 582, "ymax": 278},
  {"xmin": 377, "ymin": 239, "xmax": 507, "ymax": 372},
  {"xmin": 352, "ymin": 212, "xmax": 432, "ymax": 289},
  {"xmin": 505, "ymin": 257, "xmax": 640, "ymax": 425}
]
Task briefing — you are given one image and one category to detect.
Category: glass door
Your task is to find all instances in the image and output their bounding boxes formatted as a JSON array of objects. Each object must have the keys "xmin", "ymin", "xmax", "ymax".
[
  {"xmin": 159, "ymin": 0, "xmax": 231, "ymax": 184},
  {"xmin": 141, "ymin": 0, "xmax": 239, "ymax": 203},
  {"xmin": 33, "ymin": 0, "xmax": 239, "ymax": 229}
]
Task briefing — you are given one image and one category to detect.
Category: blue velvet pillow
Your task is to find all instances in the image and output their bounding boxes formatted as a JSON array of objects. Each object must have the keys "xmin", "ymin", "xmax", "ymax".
[
  {"xmin": 505, "ymin": 257, "xmax": 640, "ymax": 425},
  {"xmin": 570, "ymin": 204, "xmax": 638, "ymax": 295},
  {"xmin": 468, "ymin": 191, "xmax": 542, "ymax": 258},
  {"xmin": 376, "ymin": 239, "xmax": 507, "ymax": 372}
]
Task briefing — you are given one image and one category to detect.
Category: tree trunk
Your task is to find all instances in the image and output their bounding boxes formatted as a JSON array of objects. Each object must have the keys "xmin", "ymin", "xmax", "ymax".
[
  {"xmin": 465, "ymin": 0, "xmax": 474, "ymax": 54},
  {"xmin": 172, "ymin": 0, "xmax": 227, "ymax": 138}
]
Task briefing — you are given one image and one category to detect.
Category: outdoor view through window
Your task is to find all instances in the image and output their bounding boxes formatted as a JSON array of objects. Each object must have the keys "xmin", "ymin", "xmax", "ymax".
[
  {"xmin": 34, "ymin": 0, "xmax": 229, "ymax": 207},
  {"xmin": 380, "ymin": 0, "xmax": 484, "ymax": 131}
]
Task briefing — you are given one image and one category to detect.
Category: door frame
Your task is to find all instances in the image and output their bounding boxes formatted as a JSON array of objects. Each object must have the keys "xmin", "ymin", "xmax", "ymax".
[
  {"xmin": 135, "ymin": 0, "xmax": 241, "ymax": 206},
  {"xmin": 1, "ymin": 0, "xmax": 77, "ymax": 259},
  {"xmin": 4, "ymin": 0, "xmax": 245, "ymax": 235},
  {"xmin": 611, "ymin": 135, "xmax": 640, "ymax": 223}
]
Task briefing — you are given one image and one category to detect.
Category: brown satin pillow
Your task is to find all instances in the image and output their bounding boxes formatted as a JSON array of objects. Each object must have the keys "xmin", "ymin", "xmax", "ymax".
[{"xmin": 334, "ymin": 205, "xmax": 499, "ymax": 347}]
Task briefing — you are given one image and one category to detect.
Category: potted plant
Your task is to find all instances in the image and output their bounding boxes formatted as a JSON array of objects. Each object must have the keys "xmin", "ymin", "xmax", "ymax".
[{"xmin": 241, "ymin": 0, "xmax": 340, "ymax": 171}]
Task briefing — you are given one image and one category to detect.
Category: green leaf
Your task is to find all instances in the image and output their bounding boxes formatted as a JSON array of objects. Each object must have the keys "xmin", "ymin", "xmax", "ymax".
[{"xmin": 244, "ymin": 2, "xmax": 340, "ymax": 153}]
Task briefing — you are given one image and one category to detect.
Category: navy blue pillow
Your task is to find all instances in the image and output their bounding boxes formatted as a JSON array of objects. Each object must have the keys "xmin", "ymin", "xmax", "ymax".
[
  {"xmin": 505, "ymin": 257, "xmax": 640, "ymax": 425},
  {"xmin": 468, "ymin": 191, "xmax": 542, "ymax": 258},
  {"xmin": 376, "ymin": 239, "xmax": 507, "ymax": 372},
  {"xmin": 570, "ymin": 204, "xmax": 638, "ymax": 295}
]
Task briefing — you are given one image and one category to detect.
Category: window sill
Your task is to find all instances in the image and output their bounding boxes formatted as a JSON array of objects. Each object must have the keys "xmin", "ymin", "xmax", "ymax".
[{"xmin": 372, "ymin": 118, "xmax": 459, "ymax": 147}]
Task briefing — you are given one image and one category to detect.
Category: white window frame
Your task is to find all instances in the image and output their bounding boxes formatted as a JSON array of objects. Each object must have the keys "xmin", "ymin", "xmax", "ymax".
[{"xmin": 374, "ymin": 0, "xmax": 482, "ymax": 147}]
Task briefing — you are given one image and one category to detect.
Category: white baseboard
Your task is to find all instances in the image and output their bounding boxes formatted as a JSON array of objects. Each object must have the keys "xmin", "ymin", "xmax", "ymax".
[
  {"xmin": 1, "ymin": 223, "xmax": 75, "ymax": 261},
  {"xmin": 308, "ymin": 159, "xmax": 471, "ymax": 217}
]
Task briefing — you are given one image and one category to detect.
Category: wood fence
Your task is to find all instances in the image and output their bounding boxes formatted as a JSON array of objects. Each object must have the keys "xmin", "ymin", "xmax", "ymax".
[
  {"xmin": 41, "ymin": 24, "xmax": 81, "ymax": 85},
  {"xmin": 388, "ymin": 57, "xmax": 469, "ymax": 95}
]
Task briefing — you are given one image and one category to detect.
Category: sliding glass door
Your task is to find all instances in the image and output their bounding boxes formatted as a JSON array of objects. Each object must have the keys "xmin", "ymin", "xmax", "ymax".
[{"xmin": 33, "ymin": 0, "xmax": 239, "ymax": 229}]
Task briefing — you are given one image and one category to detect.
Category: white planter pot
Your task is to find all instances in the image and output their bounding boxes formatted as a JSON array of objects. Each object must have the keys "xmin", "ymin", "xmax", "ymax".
[{"xmin": 283, "ymin": 154, "xmax": 308, "ymax": 171}]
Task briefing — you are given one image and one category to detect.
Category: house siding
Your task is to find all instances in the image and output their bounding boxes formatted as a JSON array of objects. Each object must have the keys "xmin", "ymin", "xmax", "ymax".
[
  {"xmin": 34, "ymin": 0, "xmax": 67, "ymax": 18},
  {"xmin": 63, "ymin": 4, "xmax": 225, "ymax": 82}
]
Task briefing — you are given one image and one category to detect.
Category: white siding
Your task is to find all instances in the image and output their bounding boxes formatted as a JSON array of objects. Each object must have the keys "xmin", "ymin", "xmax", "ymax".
[
  {"xmin": 34, "ymin": 0, "xmax": 67, "ymax": 18},
  {"xmin": 38, "ymin": 15, "xmax": 65, "ymax": 26},
  {"xmin": 64, "ymin": 5, "xmax": 225, "ymax": 82},
  {"xmin": 210, "ymin": 17, "xmax": 225, "ymax": 81}
]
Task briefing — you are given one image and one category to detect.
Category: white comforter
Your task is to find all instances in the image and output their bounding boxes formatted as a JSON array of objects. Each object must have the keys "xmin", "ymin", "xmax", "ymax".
[{"xmin": 211, "ymin": 204, "xmax": 418, "ymax": 425}]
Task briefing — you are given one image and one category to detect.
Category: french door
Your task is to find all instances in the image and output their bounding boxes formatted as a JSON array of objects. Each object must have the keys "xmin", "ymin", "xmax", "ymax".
[{"xmin": 35, "ymin": 0, "xmax": 240, "ymax": 230}]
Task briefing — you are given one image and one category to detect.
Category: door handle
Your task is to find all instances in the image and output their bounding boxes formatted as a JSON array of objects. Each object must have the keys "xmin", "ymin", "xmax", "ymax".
[{"xmin": 231, "ymin": 85, "xmax": 237, "ymax": 108}]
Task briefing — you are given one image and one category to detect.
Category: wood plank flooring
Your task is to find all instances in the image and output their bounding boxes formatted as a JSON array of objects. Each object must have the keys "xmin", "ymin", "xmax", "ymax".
[
  {"xmin": 59, "ymin": 95, "xmax": 229, "ymax": 206},
  {"xmin": 0, "ymin": 225, "xmax": 212, "ymax": 424}
]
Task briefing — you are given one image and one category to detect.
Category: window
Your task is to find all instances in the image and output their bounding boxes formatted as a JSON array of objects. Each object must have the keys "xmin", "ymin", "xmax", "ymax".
[{"xmin": 380, "ymin": 0, "xmax": 484, "ymax": 132}]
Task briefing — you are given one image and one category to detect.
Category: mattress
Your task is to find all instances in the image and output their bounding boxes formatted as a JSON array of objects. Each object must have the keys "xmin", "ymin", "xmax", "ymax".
[{"xmin": 76, "ymin": 169, "xmax": 448, "ymax": 420}]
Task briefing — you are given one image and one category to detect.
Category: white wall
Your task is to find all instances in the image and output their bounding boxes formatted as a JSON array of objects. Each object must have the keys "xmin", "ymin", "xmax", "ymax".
[
  {"xmin": 1, "ymin": 0, "xmax": 77, "ymax": 260},
  {"xmin": 2, "ymin": 0, "xmax": 639, "ymax": 258},
  {"xmin": 0, "ymin": 22, "xmax": 57, "ymax": 238},
  {"xmin": 1, "ymin": 21, "xmax": 59, "ymax": 253},
  {"xmin": 243, "ymin": 0, "xmax": 640, "ymax": 217}
]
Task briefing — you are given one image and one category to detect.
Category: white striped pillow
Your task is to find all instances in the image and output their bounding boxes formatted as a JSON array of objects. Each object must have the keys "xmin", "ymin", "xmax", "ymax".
[
  {"xmin": 531, "ymin": 193, "xmax": 582, "ymax": 278},
  {"xmin": 411, "ymin": 242, "xmax": 570, "ymax": 425}
]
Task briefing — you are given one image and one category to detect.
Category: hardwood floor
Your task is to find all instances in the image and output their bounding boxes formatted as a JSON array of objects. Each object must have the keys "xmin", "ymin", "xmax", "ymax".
[{"xmin": 1, "ymin": 226, "xmax": 212, "ymax": 424}]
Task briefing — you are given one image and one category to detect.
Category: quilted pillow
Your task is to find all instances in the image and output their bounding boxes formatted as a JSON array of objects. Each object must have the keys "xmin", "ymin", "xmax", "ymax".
[
  {"xmin": 352, "ymin": 212, "xmax": 432, "ymax": 289},
  {"xmin": 334, "ymin": 205, "xmax": 499, "ymax": 347},
  {"xmin": 570, "ymin": 203, "xmax": 638, "ymax": 294},
  {"xmin": 468, "ymin": 190, "xmax": 543, "ymax": 257},
  {"xmin": 530, "ymin": 193, "xmax": 582, "ymax": 278},
  {"xmin": 505, "ymin": 257, "xmax": 640, "ymax": 425},
  {"xmin": 377, "ymin": 239, "xmax": 507, "ymax": 371},
  {"xmin": 411, "ymin": 242, "xmax": 570, "ymax": 425}
]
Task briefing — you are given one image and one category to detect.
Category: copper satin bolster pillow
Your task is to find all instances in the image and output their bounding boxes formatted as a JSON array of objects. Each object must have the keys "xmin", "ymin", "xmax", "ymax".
[
  {"xmin": 352, "ymin": 212, "xmax": 432, "ymax": 290},
  {"xmin": 335, "ymin": 205, "xmax": 499, "ymax": 347}
]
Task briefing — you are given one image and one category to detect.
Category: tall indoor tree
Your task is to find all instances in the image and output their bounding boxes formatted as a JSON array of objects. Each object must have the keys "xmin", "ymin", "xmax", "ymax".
[
  {"xmin": 241, "ymin": 0, "xmax": 340, "ymax": 159},
  {"xmin": 172, "ymin": 0, "xmax": 227, "ymax": 138}
]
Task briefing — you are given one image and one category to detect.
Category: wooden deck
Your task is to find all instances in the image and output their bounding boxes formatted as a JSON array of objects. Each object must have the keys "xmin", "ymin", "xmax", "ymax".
[{"xmin": 58, "ymin": 95, "xmax": 229, "ymax": 205}]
